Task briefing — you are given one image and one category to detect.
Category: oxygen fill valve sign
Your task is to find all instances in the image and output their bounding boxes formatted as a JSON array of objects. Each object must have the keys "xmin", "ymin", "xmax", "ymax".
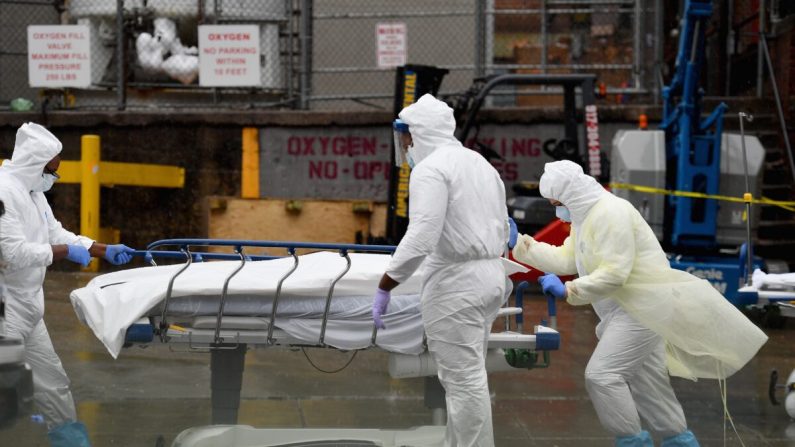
[
  {"xmin": 198, "ymin": 25, "xmax": 261, "ymax": 87},
  {"xmin": 28, "ymin": 25, "xmax": 91, "ymax": 88}
]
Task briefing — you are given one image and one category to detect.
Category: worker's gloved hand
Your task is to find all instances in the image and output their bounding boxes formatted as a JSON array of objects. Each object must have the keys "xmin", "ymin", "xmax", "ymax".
[
  {"xmin": 539, "ymin": 273, "xmax": 567, "ymax": 299},
  {"xmin": 507, "ymin": 218, "xmax": 518, "ymax": 250},
  {"xmin": 104, "ymin": 244, "xmax": 135, "ymax": 265},
  {"xmin": 65, "ymin": 245, "xmax": 91, "ymax": 267},
  {"xmin": 372, "ymin": 288, "xmax": 391, "ymax": 330}
]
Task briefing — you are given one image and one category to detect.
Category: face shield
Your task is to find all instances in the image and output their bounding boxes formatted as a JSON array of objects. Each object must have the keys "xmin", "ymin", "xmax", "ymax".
[{"xmin": 393, "ymin": 119, "xmax": 410, "ymax": 167}]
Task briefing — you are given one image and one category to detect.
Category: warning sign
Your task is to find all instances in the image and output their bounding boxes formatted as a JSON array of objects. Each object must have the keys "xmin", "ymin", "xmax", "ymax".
[
  {"xmin": 376, "ymin": 23, "xmax": 407, "ymax": 69},
  {"xmin": 28, "ymin": 25, "xmax": 91, "ymax": 88},
  {"xmin": 199, "ymin": 25, "xmax": 261, "ymax": 87}
]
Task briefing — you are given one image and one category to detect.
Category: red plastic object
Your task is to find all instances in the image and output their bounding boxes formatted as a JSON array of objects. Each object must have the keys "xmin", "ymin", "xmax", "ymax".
[{"xmin": 509, "ymin": 219, "xmax": 572, "ymax": 283}]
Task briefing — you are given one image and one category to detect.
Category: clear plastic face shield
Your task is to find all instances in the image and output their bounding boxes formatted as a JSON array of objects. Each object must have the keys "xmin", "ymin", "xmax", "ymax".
[{"xmin": 393, "ymin": 119, "xmax": 410, "ymax": 167}]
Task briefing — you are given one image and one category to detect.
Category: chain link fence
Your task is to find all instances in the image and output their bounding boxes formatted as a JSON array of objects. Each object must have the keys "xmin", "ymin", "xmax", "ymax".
[
  {"xmin": 0, "ymin": 0, "xmax": 62, "ymax": 111},
  {"xmin": 309, "ymin": 0, "xmax": 478, "ymax": 111},
  {"xmin": 2, "ymin": 0, "xmax": 301, "ymax": 111},
  {"xmin": 9, "ymin": 0, "xmax": 771, "ymax": 112},
  {"xmin": 484, "ymin": 0, "xmax": 659, "ymax": 107}
]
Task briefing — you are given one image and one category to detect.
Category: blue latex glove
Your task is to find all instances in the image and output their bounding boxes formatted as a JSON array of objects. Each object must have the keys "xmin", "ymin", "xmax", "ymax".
[
  {"xmin": 372, "ymin": 288, "xmax": 391, "ymax": 330},
  {"xmin": 539, "ymin": 273, "xmax": 567, "ymax": 299},
  {"xmin": 507, "ymin": 218, "xmax": 518, "ymax": 250},
  {"xmin": 65, "ymin": 245, "xmax": 91, "ymax": 267},
  {"xmin": 104, "ymin": 244, "xmax": 134, "ymax": 265}
]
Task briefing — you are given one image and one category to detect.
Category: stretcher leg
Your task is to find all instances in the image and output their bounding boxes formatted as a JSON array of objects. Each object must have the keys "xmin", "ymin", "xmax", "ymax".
[{"xmin": 210, "ymin": 344, "xmax": 247, "ymax": 425}]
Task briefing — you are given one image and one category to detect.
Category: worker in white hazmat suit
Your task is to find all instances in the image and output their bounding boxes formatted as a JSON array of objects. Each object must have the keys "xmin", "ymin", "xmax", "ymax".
[
  {"xmin": 0, "ymin": 123, "xmax": 135, "ymax": 446},
  {"xmin": 512, "ymin": 160, "xmax": 768, "ymax": 447},
  {"xmin": 372, "ymin": 94, "xmax": 511, "ymax": 447}
]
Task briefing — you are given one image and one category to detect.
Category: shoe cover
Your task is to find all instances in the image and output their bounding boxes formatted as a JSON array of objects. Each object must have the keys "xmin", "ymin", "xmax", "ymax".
[
  {"xmin": 661, "ymin": 430, "xmax": 699, "ymax": 447},
  {"xmin": 616, "ymin": 430, "xmax": 653, "ymax": 447},
  {"xmin": 48, "ymin": 421, "xmax": 91, "ymax": 447}
]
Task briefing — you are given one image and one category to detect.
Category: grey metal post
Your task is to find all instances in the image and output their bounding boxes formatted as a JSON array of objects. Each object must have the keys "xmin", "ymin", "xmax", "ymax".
[
  {"xmin": 761, "ymin": 36, "xmax": 795, "ymax": 181},
  {"xmin": 541, "ymin": 0, "xmax": 547, "ymax": 75},
  {"xmin": 654, "ymin": 0, "xmax": 663, "ymax": 104},
  {"xmin": 757, "ymin": 0, "xmax": 766, "ymax": 98},
  {"xmin": 210, "ymin": 344, "xmax": 247, "ymax": 424},
  {"xmin": 474, "ymin": 0, "xmax": 486, "ymax": 79},
  {"xmin": 116, "ymin": 0, "xmax": 126, "ymax": 111},
  {"xmin": 486, "ymin": 0, "xmax": 495, "ymax": 77},
  {"xmin": 738, "ymin": 112, "xmax": 754, "ymax": 285},
  {"xmin": 726, "ymin": 0, "xmax": 734, "ymax": 96},
  {"xmin": 299, "ymin": 0, "xmax": 313, "ymax": 110},
  {"xmin": 633, "ymin": 0, "xmax": 642, "ymax": 90},
  {"xmin": 286, "ymin": 0, "xmax": 294, "ymax": 100}
]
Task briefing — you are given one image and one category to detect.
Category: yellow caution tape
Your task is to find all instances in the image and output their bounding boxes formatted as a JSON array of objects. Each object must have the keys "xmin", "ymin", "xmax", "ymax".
[
  {"xmin": 609, "ymin": 183, "xmax": 795, "ymax": 212},
  {"xmin": 169, "ymin": 324, "xmax": 188, "ymax": 332}
]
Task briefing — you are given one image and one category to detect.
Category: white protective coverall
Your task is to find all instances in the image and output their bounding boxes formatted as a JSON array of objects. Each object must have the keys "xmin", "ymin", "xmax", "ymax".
[
  {"xmin": 512, "ymin": 160, "xmax": 768, "ymax": 437},
  {"xmin": 385, "ymin": 94, "xmax": 510, "ymax": 447},
  {"xmin": 0, "ymin": 123, "xmax": 94, "ymax": 430}
]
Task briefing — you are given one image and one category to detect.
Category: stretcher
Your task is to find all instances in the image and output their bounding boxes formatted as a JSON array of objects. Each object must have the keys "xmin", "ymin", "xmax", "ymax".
[
  {"xmin": 738, "ymin": 269, "xmax": 795, "ymax": 325},
  {"xmin": 69, "ymin": 239, "xmax": 561, "ymax": 447}
]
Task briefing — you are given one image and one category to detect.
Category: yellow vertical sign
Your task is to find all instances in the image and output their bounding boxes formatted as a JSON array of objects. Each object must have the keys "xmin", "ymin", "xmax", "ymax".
[{"xmin": 395, "ymin": 71, "xmax": 417, "ymax": 218}]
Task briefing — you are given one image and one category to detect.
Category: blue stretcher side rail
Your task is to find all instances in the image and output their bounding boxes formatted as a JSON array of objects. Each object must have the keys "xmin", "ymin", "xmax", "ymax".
[
  {"xmin": 121, "ymin": 239, "xmax": 559, "ymax": 360},
  {"xmin": 125, "ymin": 240, "xmax": 396, "ymax": 347}
]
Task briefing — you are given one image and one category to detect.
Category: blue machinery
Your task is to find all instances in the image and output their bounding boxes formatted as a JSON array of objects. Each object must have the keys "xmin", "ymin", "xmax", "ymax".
[
  {"xmin": 657, "ymin": 0, "xmax": 772, "ymax": 303},
  {"xmin": 660, "ymin": 0, "xmax": 727, "ymax": 248},
  {"xmin": 121, "ymin": 238, "xmax": 560, "ymax": 425}
]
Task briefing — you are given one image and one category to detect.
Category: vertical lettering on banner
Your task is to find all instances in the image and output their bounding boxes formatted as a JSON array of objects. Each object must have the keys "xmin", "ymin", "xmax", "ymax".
[{"xmin": 585, "ymin": 105, "xmax": 602, "ymax": 178}]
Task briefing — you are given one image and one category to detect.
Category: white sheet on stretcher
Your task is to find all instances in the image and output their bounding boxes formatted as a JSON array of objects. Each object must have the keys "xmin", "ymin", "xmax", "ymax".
[
  {"xmin": 70, "ymin": 252, "xmax": 528, "ymax": 359},
  {"xmin": 752, "ymin": 269, "xmax": 795, "ymax": 290}
]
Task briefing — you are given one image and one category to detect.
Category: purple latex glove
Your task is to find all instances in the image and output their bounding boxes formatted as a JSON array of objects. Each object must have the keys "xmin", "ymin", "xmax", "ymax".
[{"xmin": 372, "ymin": 288, "xmax": 391, "ymax": 330}]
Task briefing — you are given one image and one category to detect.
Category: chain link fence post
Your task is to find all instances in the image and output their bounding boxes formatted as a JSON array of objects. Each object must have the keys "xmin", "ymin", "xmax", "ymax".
[{"xmin": 299, "ymin": 0, "xmax": 313, "ymax": 110}]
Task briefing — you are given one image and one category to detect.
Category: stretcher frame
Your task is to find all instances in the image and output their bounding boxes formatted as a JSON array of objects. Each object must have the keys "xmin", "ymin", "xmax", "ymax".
[{"xmin": 117, "ymin": 239, "xmax": 559, "ymax": 426}]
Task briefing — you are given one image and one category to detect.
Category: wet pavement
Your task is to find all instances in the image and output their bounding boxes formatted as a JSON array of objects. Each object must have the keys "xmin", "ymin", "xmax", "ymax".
[{"xmin": 2, "ymin": 270, "xmax": 795, "ymax": 446}]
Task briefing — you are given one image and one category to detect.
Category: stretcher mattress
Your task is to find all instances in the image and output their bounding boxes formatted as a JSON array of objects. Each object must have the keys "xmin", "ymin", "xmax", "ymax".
[{"xmin": 70, "ymin": 252, "xmax": 527, "ymax": 358}]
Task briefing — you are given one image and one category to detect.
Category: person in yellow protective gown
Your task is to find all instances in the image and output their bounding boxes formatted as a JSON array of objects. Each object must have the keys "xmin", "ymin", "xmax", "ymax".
[{"xmin": 512, "ymin": 160, "xmax": 767, "ymax": 447}]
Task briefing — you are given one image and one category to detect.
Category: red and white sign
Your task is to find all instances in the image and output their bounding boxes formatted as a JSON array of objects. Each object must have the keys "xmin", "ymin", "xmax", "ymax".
[
  {"xmin": 28, "ymin": 25, "xmax": 91, "ymax": 88},
  {"xmin": 198, "ymin": 25, "xmax": 261, "ymax": 87},
  {"xmin": 376, "ymin": 23, "xmax": 407, "ymax": 68}
]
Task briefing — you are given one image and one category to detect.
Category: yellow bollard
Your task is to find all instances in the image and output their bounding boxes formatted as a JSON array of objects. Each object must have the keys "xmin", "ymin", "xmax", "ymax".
[
  {"xmin": 241, "ymin": 128, "xmax": 260, "ymax": 199},
  {"xmin": 80, "ymin": 135, "xmax": 101, "ymax": 272}
]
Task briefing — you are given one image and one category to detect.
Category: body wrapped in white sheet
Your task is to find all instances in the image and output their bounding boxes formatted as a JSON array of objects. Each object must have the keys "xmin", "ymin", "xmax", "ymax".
[
  {"xmin": 752, "ymin": 269, "xmax": 795, "ymax": 290},
  {"xmin": 70, "ymin": 252, "xmax": 526, "ymax": 358}
]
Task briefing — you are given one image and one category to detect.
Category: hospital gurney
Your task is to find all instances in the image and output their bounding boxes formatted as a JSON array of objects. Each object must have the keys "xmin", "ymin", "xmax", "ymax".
[
  {"xmin": 69, "ymin": 239, "xmax": 560, "ymax": 445},
  {"xmin": 737, "ymin": 269, "xmax": 795, "ymax": 328}
]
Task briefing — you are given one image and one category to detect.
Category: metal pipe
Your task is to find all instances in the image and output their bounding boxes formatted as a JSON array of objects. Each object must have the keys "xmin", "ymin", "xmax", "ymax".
[
  {"xmin": 213, "ymin": 249, "xmax": 248, "ymax": 344},
  {"xmin": 319, "ymin": 252, "xmax": 352, "ymax": 345},
  {"xmin": 299, "ymin": 0, "xmax": 313, "ymax": 110},
  {"xmin": 485, "ymin": 0, "xmax": 495, "ymax": 79},
  {"xmin": 116, "ymin": 0, "xmax": 126, "ymax": 111},
  {"xmin": 541, "ymin": 0, "xmax": 548, "ymax": 77},
  {"xmin": 738, "ymin": 112, "xmax": 754, "ymax": 285},
  {"xmin": 654, "ymin": 0, "xmax": 663, "ymax": 104},
  {"xmin": 486, "ymin": 7, "xmax": 636, "ymax": 15},
  {"xmin": 267, "ymin": 250, "xmax": 300, "ymax": 344},
  {"xmin": 761, "ymin": 35, "xmax": 795, "ymax": 181},
  {"xmin": 633, "ymin": 0, "xmax": 642, "ymax": 90},
  {"xmin": 726, "ymin": 0, "xmax": 734, "ymax": 96},
  {"xmin": 160, "ymin": 249, "xmax": 193, "ymax": 341},
  {"xmin": 286, "ymin": 0, "xmax": 294, "ymax": 100},
  {"xmin": 758, "ymin": 0, "xmax": 766, "ymax": 98},
  {"xmin": 314, "ymin": 11, "xmax": 473, "ymax": 20},
  {"xmin": 474, "ymin": 0, "xmax": 485, "ymax": 79}
]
